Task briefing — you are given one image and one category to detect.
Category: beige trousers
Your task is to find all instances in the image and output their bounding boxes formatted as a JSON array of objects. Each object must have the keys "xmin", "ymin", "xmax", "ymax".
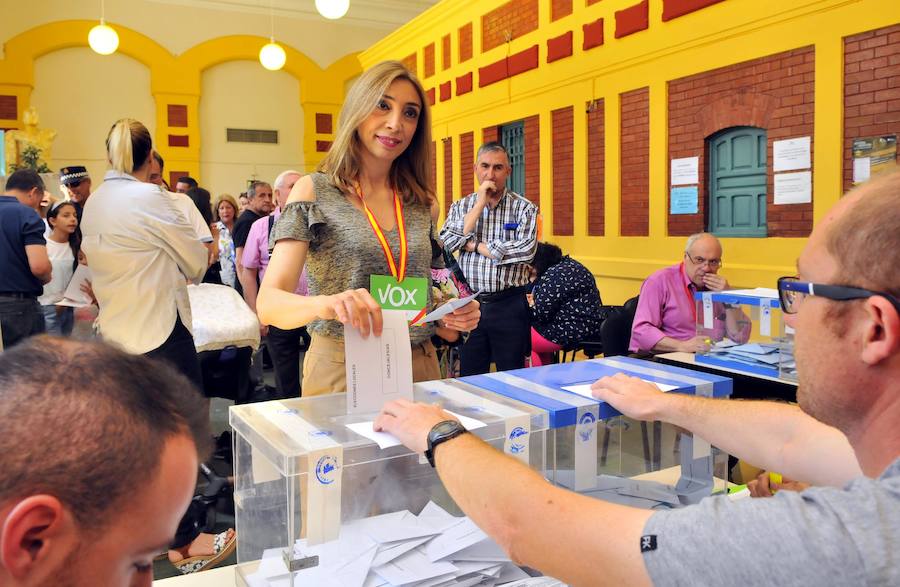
[{"xmin": 301, "ymin": 333, "xmax": 442, "ymax": 396}]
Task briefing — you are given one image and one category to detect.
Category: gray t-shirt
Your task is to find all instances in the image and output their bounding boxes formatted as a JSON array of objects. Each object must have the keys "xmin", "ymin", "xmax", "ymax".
[
  {"xmin": 642, "ymin": 457, "xmax": 900, "ymax": 585},
  {"xmin": 270, "ymin": 172, "xmax": 435, "ymax": 344}
]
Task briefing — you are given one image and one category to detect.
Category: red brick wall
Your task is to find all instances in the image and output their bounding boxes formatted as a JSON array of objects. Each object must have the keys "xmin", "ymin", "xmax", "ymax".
[
  {"xmin": 668, "ymin": 47, "xmax": 815, "ymax": 237},
  {"xmin": 843, "ymin": 24, "xmax": 900, "ymax": 192},
  {"xmin": 402, "ymin": 53, "xmax": 417, "ymax": 75},
  {"xmin": 460, "ymin": 132, "xmax": 475, "ymax": 196},
  {"xmin": 551, "ymin": 0, "xmax": 573, "ymax": 22},
  {"xmin": 551, "ymin": 106, "xmax": 574, "ymax": 235},
  {"xmin": 423, "ymin": 43, "xmax": 435, "ymax": 78},
  {"xmin": 443, "ymin": 138, "xmax": 453, "ymax": 214},
  {"xmin": 482, "ymin": 0, "xmax": 539, "ymax": 53},
  {"xmin": 483, "ymin": 125, "xmax": 501, "ymax": 144},
  {"xmin": 587, "ymin": 100, "xmax": 605, "ymax": 236},
  {"xmin": 459, "ymin": 23, "xmax": 473, "ymax": 63},
  {"xmin": 620, "ymin": 87, "xmax": 650, "ymax": 236},
  {"xmin": 442, "ymin": 35, "xmax": 452, "ymax": 70},
  {"xmin": 0, "ymin": 95, "xmax": 18, "ymax": 120},
  {"xmin": 430, "ymin": 140, "xmax": 437, "ymax": 196},
  {"xmin": 524, "ymin": 115, "xmax": 541, "ymax": 206}
]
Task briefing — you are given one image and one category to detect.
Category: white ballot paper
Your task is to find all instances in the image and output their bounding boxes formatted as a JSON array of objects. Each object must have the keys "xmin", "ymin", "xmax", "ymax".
[
  {"xmin": 346, "ymin": 410, "xmax": 487, "ymax": 450},
  {"xmin": 412, "ymin": 292, "xmax": 481, "ymax": 326},
  {"xmin": 346, "ymin": 309, "xmax": 413, "ymax": 415},
  {"xmin": 562, "ymin": 380, "xmax": 678, "ymax": 399},
  {"xmin": 55, "ymin": 264, "xmax": 93, "ymax": 308}
]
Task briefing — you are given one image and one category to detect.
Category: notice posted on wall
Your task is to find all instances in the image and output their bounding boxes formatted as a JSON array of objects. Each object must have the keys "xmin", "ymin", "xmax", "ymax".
[
  {"xmin": 852, "ymin": 135, "xmax": 897, "ymax": 185},
  {"xmin": 774, "ymin": 171, "xmax": 812, "ymax": 205},
  {"xmin": 773, "ymin": 136, "xmax": 811, "ymax": 172},
  {"xmin": 670, "ymin": 156, "xmax": 699, "ymax": 186},
  {"xmin": 670, "ymin": 186, "xmax": 699, "ymax": 214}
]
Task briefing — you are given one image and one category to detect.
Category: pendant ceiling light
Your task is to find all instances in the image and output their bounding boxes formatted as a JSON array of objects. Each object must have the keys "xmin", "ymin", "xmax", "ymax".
[
  {"xmin": 88, "ymin": 0, "xmax": 119, "ymax": 55},
  {"xmin": 315, "ymin": 0, "xmax": 350, "ymax": 20},
  {"xmin": 259, "ymin": 1, "xmax": 286, "ymax": 70}
]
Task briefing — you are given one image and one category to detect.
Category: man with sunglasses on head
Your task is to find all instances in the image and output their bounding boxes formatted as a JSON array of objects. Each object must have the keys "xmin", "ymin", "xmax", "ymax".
[
  {"xmin": 630, "ymin": 232, "xmax": 749, "ymax": 353},
  {"xmin": 374, "ymin": 171, "xmax": 900, "ymax": 586}
]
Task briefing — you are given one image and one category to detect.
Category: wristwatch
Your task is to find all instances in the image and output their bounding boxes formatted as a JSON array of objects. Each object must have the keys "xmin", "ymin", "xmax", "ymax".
[{"xmin": 425, "ymin": 420, "xmax": 468, "ymax": 468}]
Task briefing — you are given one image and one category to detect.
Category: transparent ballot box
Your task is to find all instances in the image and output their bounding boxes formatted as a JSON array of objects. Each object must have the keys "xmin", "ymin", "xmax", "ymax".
[
  {"xmin": 694, "ymin": 287, "xmax": 797, "ymax": 381},
  {"xmin": 457, "ymin": 356, "xmax": 733, "ymax": 509},
  {"xmin": 229, "ymin": 379, "xmax": 548, "ymax": 586}
]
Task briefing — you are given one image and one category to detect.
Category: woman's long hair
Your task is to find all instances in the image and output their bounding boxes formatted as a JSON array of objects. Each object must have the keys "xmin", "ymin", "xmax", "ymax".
[{"xmin": 318, "ymin": 61, "xmax": 434, "ymax": 206}]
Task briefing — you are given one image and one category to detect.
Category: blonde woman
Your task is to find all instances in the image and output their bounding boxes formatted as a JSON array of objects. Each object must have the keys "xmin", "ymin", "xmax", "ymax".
[
  {"xmin": 212, "ymin": 193, "xmax": 240, "ymax": 289},
  {"xmin": 258, "ymin": 61, "xmax": 480, "ymax": 396},
  {"xmin": 80, "ymin": 119, "xmax": 235, "ymax": 573}
]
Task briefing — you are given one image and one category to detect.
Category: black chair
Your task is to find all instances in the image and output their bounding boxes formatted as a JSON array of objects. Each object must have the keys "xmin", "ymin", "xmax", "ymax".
[{"xmin": 599, "ymin": 295, "xmax": 639, "ymax": 357}]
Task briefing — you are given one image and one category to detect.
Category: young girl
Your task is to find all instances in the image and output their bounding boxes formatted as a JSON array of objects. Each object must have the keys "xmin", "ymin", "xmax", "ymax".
[
  {"xmin": 258, "ymin": 61, "xmax": 480, "ymax": 396},
  {"xmin": 37, "ymin": 201, "xmax": 79, "ymax": 335}
]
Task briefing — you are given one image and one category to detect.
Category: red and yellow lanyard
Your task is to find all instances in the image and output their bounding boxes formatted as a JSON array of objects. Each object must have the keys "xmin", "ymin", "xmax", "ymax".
[
  {"xmin": 356, "ymin": 184, "xmax": 408, "ymax": 282},
  {"xmin": 681, "ymin": 263, "xmax": 698, "ymax": 323}
]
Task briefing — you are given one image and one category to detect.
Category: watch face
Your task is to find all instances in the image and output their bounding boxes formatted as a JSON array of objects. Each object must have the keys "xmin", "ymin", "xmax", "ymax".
[{"xmin": 432, "ymin": 420, "xmax": 462, "ymax": 438}]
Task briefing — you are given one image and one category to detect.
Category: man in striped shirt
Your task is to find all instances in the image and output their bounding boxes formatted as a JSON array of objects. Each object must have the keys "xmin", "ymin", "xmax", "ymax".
[{"xmin": 440, "ymin": 142, "xmax": 538, "ymax": 375}]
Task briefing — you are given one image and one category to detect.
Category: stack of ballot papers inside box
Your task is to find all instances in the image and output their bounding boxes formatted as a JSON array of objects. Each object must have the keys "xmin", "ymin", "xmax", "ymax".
[
  {"xmin": 242, "ymin": 502, "xmax": 565, "ymax": 587},
  {"xmin": 708, "ymin": 341, "xmax": 783, "ymax": 369}
]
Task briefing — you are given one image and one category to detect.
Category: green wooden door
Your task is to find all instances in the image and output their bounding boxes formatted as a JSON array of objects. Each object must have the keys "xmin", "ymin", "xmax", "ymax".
[
  {"xmin": 501, "ymin": 121, "xmax": 525, "ymax": 197},
  {"xmin": 708, "ymin": 126, "xmax": 767, "ymax": 237}
]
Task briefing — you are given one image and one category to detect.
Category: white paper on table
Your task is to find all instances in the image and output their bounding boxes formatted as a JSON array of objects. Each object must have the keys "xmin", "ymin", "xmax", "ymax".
[
  {"xmin": 345, "ymin": 309, "xmax": 413, "ymax": 415},
  {"xmin": 498, "ymin": 563, "xmax": 532, "ymax": 583},
  {"xmin": 55, "ymin": 264, "xmax": 93, "ymax": 307},
  {"xmin": 425, "ymin": 516, "xmax": 488, "ymax": 562},
  {"xmin": 451, "ymin": 538, "xmax": 510, "ymax": 562},
  {"xmin": 670, "ymin": 156, "xmax": 699, "ymax": 185},
  {"xmin": 561, "ymin": 380, "xmax": 678, "ymax": 399},
  {"xmin": 853, "ymin": 157, "xmax": 871, "ymax": 183},
  {"xmin": 413, "ymin": 291, "xmax": 481, "ymax": 325},
  {"xmin": 773, "ymin": 136, "xmax": 811, "ymax": 172},
  {"xmin": 774, "ymin": 171, "xmax": 812, "ymax": 205},
  {"xmin": 723, "ymin": 343, "xmax": 779, "ymax": 355},
  {"xmin": 371, "ymin": 536, "xmax": 432, "ymax": 567},
  {"xmin": 374, "ymin": 547, "xmax": 458, "ymax": 586},
  {"xmin": 345, "ymin": 410, "xmax": 486, "ymax": 450}
]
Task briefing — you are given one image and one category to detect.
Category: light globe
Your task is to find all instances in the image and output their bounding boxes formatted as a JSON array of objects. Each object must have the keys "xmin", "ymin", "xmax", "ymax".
[
  {"xmin": 259, "ymin": 41, "xmax": 287, "ymax": 71},
  {"xmin": 88, "ymin": 22, "xmax": 119, "ymax": 55},
  {"xmin": 315, "ymin": 0, "xmax": 350, "ymax": 20}
]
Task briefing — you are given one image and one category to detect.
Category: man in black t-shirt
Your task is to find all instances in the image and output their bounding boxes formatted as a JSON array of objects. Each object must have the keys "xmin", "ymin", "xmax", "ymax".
[
  {"xmin": 0, "ymin": 170, "xmax": 51, "ymax": 348},
  {"xmin": 233, "ymin": 180, "xmax": 273, "ymax": 286}
]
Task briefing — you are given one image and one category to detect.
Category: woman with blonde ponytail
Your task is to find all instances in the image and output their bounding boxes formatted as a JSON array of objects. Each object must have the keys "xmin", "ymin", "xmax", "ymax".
[{"xmin": 80, "ymin": 119, "xmax": 237, "ymax": 573}]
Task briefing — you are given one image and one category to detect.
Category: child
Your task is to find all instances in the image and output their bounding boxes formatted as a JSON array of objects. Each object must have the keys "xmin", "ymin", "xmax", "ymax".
[{"xmin": 38, "ymin": 201, "xmax": 80, "ymax": 335}]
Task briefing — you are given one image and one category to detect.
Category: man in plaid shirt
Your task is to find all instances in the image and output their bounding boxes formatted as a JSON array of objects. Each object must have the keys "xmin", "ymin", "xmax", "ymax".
[{"xmin": 440, "ymin": 142, "xmax": 537, "ymax": 375}]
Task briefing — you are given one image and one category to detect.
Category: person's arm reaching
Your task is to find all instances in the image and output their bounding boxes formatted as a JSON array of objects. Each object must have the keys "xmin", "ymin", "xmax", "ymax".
[
  {"xmin": 375, "ymin": 400, "xmax": 654, "ymax": 587},
  {"xmin": 591, "ymin": 374, "xmax": 862, "ymax": 487},
  {"xmin": 25, "ymin": 244, "xmax": 51, "ymax": 284},
  {"xmin": 439, "ymin": 198, "xmax": 474, "ymax": 253}
]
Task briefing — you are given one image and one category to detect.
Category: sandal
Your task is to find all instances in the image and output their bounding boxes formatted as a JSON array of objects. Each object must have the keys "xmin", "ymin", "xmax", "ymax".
[{"xmin": 171, "ymin": 530, "xmax": 237, "ymax": 574}]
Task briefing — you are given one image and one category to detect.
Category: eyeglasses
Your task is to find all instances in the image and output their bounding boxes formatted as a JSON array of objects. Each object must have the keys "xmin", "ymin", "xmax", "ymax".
[
  {"xmin": 685, "ymin": 253, "xmax": 722, "ymax": 269},
  {"xmin": 777, "ymin": 276, "xmax": 900, "ymax": 315}
]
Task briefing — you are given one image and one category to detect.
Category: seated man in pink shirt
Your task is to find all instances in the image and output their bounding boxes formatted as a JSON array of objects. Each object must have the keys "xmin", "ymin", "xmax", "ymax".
[
  {"xmin": 630, "ymin": 232, "xmax": 750, "ymax": 353},
  {"xmin": 242, "ymin": 170, "xmax": 309, "ymax": 398}
]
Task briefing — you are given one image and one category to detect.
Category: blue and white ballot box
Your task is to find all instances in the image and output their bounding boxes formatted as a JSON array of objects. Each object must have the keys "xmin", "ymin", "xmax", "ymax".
[
  {"xmin": 456, "ymin": 356, "xmax": 733, "ymax": 508},
  {"xmin": 230, "ymin": 379, "xmax": 548, "ymax": 587},
  {"xmin": 694, "ymin": 287, "xmax": 797, "ymax": 381}
]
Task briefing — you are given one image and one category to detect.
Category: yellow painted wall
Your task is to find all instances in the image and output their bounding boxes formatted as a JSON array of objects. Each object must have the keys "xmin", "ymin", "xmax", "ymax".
[
  {"xmin": 31, "ymin": 47, "xmax": 156, "ymax": 186},
  {"xmin": 1, "ymin": 6, "xmax": 364, "ymax": 190},
  {"xmin": 200, "ymin": 61, "xmax": 303, "ymax": 196},
  {"xmin": 360, "ymin": 0, "xmax": 900, "ymax": 304}
]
